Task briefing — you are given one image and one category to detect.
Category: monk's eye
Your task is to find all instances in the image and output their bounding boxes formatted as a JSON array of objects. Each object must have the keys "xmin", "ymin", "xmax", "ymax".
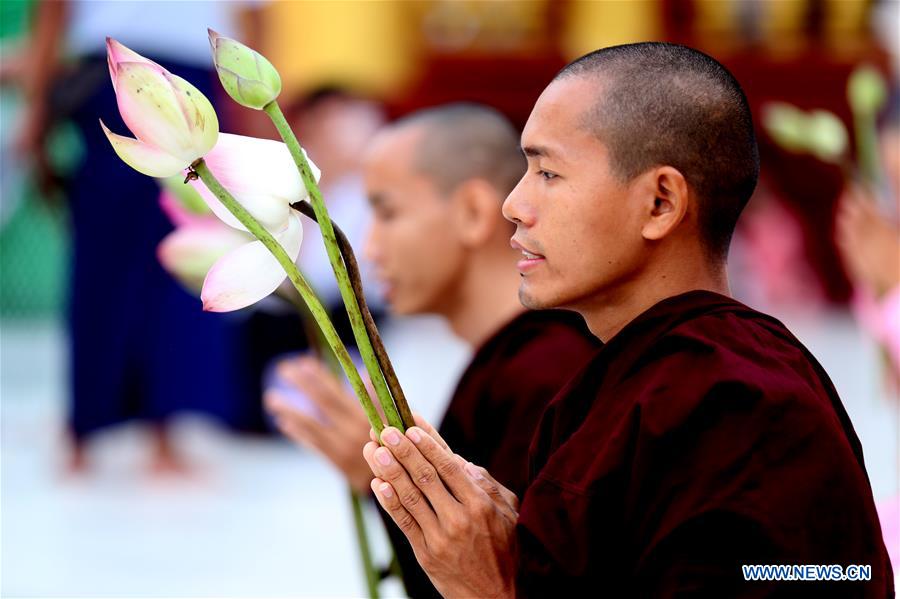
[
  {"xmin": 375, "ymin": 206, "xmax": 397, "ymax": 222},
  {"xmin": 537, "ymin": 170, "xmax": 558, "ymax": 181}
]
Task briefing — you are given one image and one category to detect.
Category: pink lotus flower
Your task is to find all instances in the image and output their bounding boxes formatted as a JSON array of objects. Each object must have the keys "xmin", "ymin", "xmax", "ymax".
[
  {"xmin": 158, "ymin": 194, "xmax": 251, "ymax": 295},
  {"xmin": 157, "ymin": 185, "xmax": 302, "ymax": 310},
  {"xmin": 199, "ymin": 211, "xmax": 304, "ymax": 311},
  {"xmin": 184, "ymin": 133, "xmax": 321, "ymax": 312},
  {"xmin": 101, "ymin": 38, "xmax": 219, "ymax": 177},
  {"xmin": 102, "ymin": 40, "xmax": 322, "ymax": 313},
  {"xmin": 189, "ymin": 132, "xmax": 320, "ymax": 234}
]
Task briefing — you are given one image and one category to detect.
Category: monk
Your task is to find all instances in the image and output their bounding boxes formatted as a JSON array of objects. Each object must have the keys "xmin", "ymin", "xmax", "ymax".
[
  {"xmin": 363, "ymin": 43, "xmax": 894, "ymax": 597},
  {"xmin": 266, "ymin": 103, "xmax": 600, "ymax": 597}
]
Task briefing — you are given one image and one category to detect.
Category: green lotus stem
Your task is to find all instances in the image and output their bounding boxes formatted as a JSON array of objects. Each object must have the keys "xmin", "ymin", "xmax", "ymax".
[
  {"xmin": 284, "ymin": 293, "xmax": 380, "ymax": 599},
  {"xmin": 283, "ymin": 290, "xmax": 342, "ymax": 373},
  {"xmin": 350, "ymin": 489, "xmax": 381, "ymax": 598},
  {"xmin": 852, "ymin": 109, "xmax": 881, "ymax": 187},
  {"xmin": 291, "ymin": 201, "xmax": 415, "ymax": 430},
  {"xmin": 192, "ymin": 159, "xmax": 384, "ymax": 434},
  {"xmin": 264, "ymin": 100, "xmax": 410, "ymax": 431}
]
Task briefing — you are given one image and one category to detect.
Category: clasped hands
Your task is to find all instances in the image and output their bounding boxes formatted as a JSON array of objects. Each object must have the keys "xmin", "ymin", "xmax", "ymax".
[
  {"xmin": 266, "ymin": 355, "xmax": 518, "ymax": 598},
  {"xmin": 364, "ymin": 420, "xmax": 518, "ymax": 599}
]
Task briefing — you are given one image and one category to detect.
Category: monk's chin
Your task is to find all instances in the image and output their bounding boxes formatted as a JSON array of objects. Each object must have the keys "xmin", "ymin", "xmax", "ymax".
[{"xmin": 518, "ymin": 286, "xmax": 554, "ymax": 311}]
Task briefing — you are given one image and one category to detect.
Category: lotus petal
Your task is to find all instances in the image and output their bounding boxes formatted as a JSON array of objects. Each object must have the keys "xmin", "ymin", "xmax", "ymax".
[{"xmin": 201, "ymin": 210, "xmax": 304, "ymax": 311}]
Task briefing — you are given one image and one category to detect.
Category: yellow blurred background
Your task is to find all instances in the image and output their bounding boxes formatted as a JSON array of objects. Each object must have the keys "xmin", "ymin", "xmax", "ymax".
[{"xmin": 1, "ymin": 1, "xmax": 897, "ymax": 596}]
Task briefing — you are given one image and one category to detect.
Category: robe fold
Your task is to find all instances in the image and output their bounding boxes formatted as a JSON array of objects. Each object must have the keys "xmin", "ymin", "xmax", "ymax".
[{"xmin": 516, "ymin": 290, "xmax": 893, "ymax": 597}]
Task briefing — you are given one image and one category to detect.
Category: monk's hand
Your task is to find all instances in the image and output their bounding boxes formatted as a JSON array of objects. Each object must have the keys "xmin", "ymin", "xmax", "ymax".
[
  {"xmin": 363, "ymin": 423, "xmax": 518, "ymax": 599},
  {"xmin": 265, "ymin": 356, "xmax": 374, "ymax": 493}
]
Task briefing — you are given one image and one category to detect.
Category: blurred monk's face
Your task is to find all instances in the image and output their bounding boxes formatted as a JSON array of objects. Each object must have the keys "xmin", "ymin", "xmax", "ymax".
[
  {"xmin": 363, "ymin": 126, "xmax": 466, "ymax": 315},
  {"xmin": 503, "ymin": 76, "xmax": 647, "ymax": 312}
]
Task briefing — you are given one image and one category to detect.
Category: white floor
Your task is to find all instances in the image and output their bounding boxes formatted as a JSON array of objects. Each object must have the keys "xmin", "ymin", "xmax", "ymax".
[
  {"xmin": 0, "ymin": 316, "xmax": 470, "ymax": 598},
  {"xmin": 1, "ymin": 309, "xmax": 898, "ymax": 598}
]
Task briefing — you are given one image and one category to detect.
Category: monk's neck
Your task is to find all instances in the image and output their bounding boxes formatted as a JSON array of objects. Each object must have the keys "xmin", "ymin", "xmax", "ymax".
[
  {"xmin": 443, "ymin": 251, "xmax": 524, "ymax": 348},
  {"xmin": 581, "ymin": 256, "xmax": 730, "ymax": 343}
]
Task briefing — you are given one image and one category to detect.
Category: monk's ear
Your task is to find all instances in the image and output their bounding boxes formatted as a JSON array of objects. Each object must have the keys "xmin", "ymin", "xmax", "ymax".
[
  {"xmin": 448, "ymin": 178, "xmax": 503, "ymax": 248},
  {"xmin": 641, "ymin": 166, "xmax": 689, "ymax": 242}
]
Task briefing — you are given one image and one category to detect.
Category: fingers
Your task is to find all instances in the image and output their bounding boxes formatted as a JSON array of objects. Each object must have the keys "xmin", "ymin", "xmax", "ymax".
[
  {"xmin": 462, "ymin": 461, "xmax": 519, "ymax": 521},
  {"xmin": 412, "ymin": 413, "xmax": 451, "ymax": 452},
  {"xmin": 277, "ymin": 357, "xmax": 351, "ymax": 423},
  {"xmin": 403, "ymin": 426, "xmax": 481, "ymax": 504},
  {"xmin": 266, "ymin": 390, "xmax": 340, "ymax": 455},
  {"xmin": 304, "ymin": 358, "xmax": 359, "ymax": 413},
  {"xmin": 379, "ymin": 427, "xmax": 459, "ymax": 514},
  {"xmin": 370, "ymin": 477, "xmax": 426, "ymax": 549},
  {"xmin": 367, "ymin": 433, "xmax": 440, "ymax": 530},
  {"xmin": 363, "ymin": 440, "xmax": 381, "ymax": 476}
]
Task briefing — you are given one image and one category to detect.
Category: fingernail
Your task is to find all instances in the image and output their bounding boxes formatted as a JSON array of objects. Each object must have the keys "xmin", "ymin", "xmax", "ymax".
[
  {"xmin": 376, "ymin": 447, "xmax": 393, "ymax": 466},
  {"xmin": 379, "ymin": 483, "xmax": 393, "ymax": 498},
  {"xmin": 383, "ymin": 429, "xmax": 401, "ymax": 446},
  {"xmin": 465, "ymin": 462, "xmax": 483, "ymax": 480},
  {"xmin": 406, "ymin": 427, "xmax": 422, "ymax": 443}
]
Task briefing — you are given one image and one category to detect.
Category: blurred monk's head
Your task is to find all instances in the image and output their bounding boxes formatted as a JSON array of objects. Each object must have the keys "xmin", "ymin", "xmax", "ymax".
[
  {"xmin": 503, "ymin": 42, "xmax": 759, "ymax": 318},
  {"xmin": 363, "ymin": 103, "xmax": 525, "ymax": 316}
]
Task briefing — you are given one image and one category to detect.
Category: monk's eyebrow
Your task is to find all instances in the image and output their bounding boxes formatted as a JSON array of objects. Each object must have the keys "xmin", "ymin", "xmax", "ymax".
[{"xmin": 521, "ymin": 144, "xmax": 552, "ymax": 158}]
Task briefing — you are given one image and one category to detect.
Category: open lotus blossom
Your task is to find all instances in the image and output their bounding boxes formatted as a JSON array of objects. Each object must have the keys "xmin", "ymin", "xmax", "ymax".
[
  {"xmin": 101, "ymin": 38, "xmax": 219, "ymax": 177},
  {"xmin": 158, "ymin": 192, "xmax": 252, "ymax": 295},
  {"xmin": 199, "ymin": 211, "xmax": 304, "ymax": 311},
  {"xmin": 188, "ymin": 132, "xmax": 320, "ymax": 233},
  {"xmin": 186, "ymin": 132, "xmax": 322, "ymax": 312},
  {"xmin": 157, "ymin": 185, "xmax": 299, "ymax": 310},
  {"xmin": 158, "ymin": 174, "xmax": 215, "ymax": 225}
]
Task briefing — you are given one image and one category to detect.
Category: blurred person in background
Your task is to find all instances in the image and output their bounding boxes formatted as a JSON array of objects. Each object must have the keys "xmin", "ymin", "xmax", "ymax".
[
  {"xmin": 836, "ymin": 106, "xmax": 900, "ymax": 573},
  {"xmin": 266, "ymin": 103, "xmax": 600, "ymax": 598},
  {"xmin": 837, "ymin": 108, "xmax": 900, "ymax": 378},
  {"xmin": 17, "ymin": 0, "xmax": 266, "ymax": 476}
]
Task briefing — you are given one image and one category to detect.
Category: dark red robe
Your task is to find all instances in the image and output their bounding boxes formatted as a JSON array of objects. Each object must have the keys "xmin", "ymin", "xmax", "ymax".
[
  {"xmin": 516, "ymin": 291, "xmax": 893, "ymax": 597},
  {"xmin": 386, "ymin": 309, "xmax": 601, "ymax": 598}
]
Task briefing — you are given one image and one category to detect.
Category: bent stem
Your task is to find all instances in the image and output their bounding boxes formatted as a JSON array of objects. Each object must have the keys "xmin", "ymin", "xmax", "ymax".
[
  {"xmin": 192, "ymin": 159, "xmax": 384, "ymax": 434},
  {"xmin": 292, "ymin": 201, "xmax": 414, "ymax": 430},
  {"xmin": 264, "ymin": 100, "xmax": 410, "ymax": 431}
]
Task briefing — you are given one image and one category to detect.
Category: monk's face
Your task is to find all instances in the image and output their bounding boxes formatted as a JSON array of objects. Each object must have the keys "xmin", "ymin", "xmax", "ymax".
[
  {"xmin": 363, "ymin": 126, "xmax": 466, "ymax": 315},
  {"xmin": 503, "ymin": 76, "xmax": 647, "ymax": 312}
]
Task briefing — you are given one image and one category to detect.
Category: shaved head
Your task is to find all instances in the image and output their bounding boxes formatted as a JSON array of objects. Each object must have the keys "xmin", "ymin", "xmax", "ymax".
[
  {"xmin": 391, "ymin": 103, "xmax": 525, "ymax": 198},
  {"xmin": 557, "ymin": 42, "xmax": 760, "ymax": 261}
]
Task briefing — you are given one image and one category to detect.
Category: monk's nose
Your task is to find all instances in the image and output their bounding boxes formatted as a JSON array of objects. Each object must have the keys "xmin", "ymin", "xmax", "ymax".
[{"xmin": 502, "ymin": 181, "xmax": 534, "ymax": 227}]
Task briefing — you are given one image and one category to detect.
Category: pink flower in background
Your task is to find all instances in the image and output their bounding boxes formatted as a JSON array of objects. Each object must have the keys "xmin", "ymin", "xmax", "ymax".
[{"xmin": 100, "ymin": 38, "xmax": 219, "ymax": 177}]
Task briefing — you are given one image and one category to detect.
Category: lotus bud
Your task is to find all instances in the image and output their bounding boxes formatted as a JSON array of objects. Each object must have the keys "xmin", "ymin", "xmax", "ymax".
[{"xmin": 208, "ymin": 29, "xmax": 282, "ymax": 110}]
